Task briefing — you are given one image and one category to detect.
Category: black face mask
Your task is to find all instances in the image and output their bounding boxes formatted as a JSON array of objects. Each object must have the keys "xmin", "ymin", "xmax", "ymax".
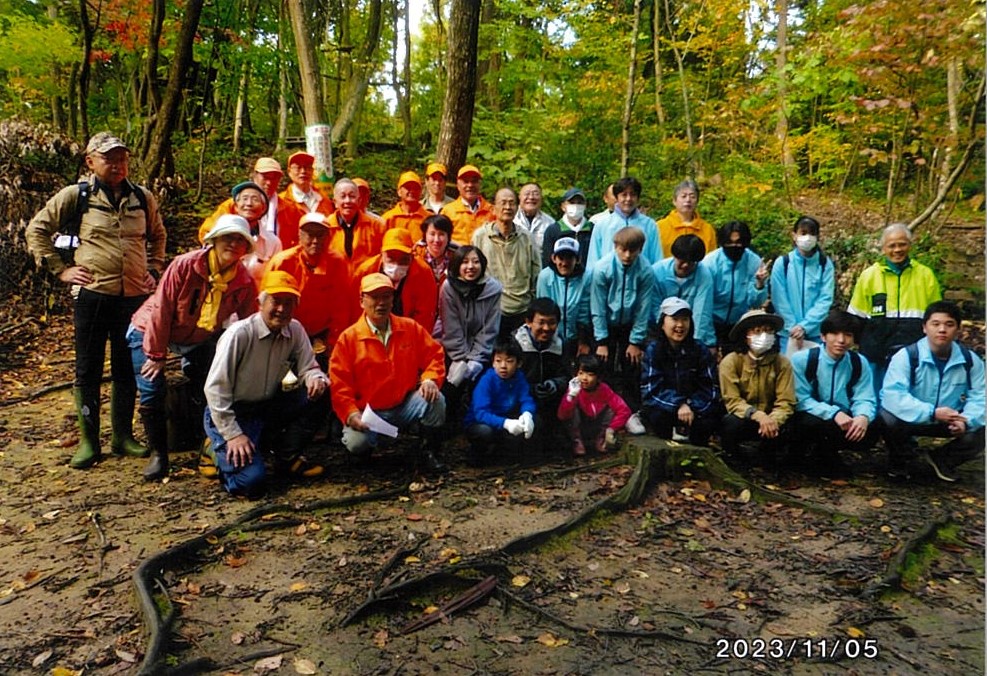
[{"xmin": 723, "ymin": 245, "xmax": 745, "ymax": 262}]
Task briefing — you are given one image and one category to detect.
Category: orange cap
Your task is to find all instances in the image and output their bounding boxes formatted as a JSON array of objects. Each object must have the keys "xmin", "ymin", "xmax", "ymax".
[
  {"xmin": 381, "ymin": 227, "xmax": 414, "ymax": 254},
  {"xmin": 260, "ymin": 270, "xmax": 301, "ymax": 297},
  {"xmin": 457, "ymin": 164, "xmax": 481, "ymax": 179},
  {"xmin": 352, "ymin": 177, "xmax": 371, "ymax": 194},
  {"xmin": 299, "ymin": 212, "xmax": 330, "ymax": 230},
  {"xmin": 253, "ymin": 157, "xmax": 282, "ymax": 174},
  {"xmin": 287, "ymin": 151, "xmax": 315, "ymax": 167},
  {"xmin": 425, "ymin": 162, "xmax": 447, "ymax": 178},
  {"xmin": 397, "ymin": 171, "xmax": 422, "ymax": 188},
  {"xmin": 360, "ymin": 272, "xmax": 394, "ymax": 294}
]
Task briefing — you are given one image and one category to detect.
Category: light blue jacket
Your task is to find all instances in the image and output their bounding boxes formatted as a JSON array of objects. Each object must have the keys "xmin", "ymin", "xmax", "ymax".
[
  {"xmin": 881, "ymin": 338, "xmax": 985, "ymax": 430},
  {"xmin": 590, "ymin": 253, "xmax": 654, "ymax": 346},
  {"xmin": 536, "ymin": 267, "xmax": 591, "ymax": 346},
  {"xmin": 704, "ymin": 248, "xmax": 769, "ymax": 326},
  {"xmin": 770, "ymin": 247, "xmax": 835, "ymax": 342},
  {"xmin": 651, "ymin": 257, "xmax": 715, "ymax": 348},
  {"xmin": 586, "ymin": 208, "xmax": 661, "ymax": 270},
  {"xmin": 792, "ymin": 348, "xmax": 877, "ymax": 421}
]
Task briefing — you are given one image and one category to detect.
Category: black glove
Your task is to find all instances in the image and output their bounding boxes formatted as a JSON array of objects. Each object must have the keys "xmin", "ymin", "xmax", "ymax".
[{"xmin": 534, "ymin": 380, "xmax": 558, "ymax": 398}]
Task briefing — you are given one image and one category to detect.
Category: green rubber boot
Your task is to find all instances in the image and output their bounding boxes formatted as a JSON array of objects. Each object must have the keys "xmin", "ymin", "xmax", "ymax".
[
  {"xmin": 110, "ymin": 385, "xmax": 148, "ymax": 458},
  {"xmin": 70, "ymin": 387, "xmax": 102, "ymax": 469}
]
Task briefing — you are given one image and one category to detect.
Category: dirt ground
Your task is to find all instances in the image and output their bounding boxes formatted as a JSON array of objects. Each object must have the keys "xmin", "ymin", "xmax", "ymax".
[{"xmin": 0, "ymin": 317, "xmax": 983, "ymax": 675}]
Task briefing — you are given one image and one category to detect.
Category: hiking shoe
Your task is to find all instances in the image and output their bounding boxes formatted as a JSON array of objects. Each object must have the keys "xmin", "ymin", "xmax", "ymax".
[
  {"xmin": 198, "ymin": 439, "xmax": 219, "ymax": 479},
  {"xmin": 918, "ymin": 450, "xmax": 958, "ymax": 482},
  {"xmin": 285, "ymin": 456, "xmax": 325, "ymax": 479},
  {"xmin": 625, "ymin": 412, "xmax": 646, "ymax": 435}
]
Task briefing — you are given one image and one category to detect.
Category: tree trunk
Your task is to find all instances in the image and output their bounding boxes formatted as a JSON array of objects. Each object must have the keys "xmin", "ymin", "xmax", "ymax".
[
  {"xmin": 774, "ymin": 0, "xmax": 795, "ymax": 171},
  {"xmin": 436, "ymin": 0, "xmax": 481, "ymax": 174},
  {"xmin": 663, "ymin": 0, "xmax": 693, "ymax": 159},
  {"xmin": 939, "ymin": 58, "xmax": 960, "ymax": 197},
  {"xmin": 652, "ymin": 0, "xmax": 666, "ymax": 138},
  {"xmin": 233, "ymin": 0, "xmax": 262, "ymax": 154},
  {"xmin": 620, "ymin": 0, "xmax": 642, "ymax": 175},
  {"xmin": 77, "ymin": 0, "xmax": 97, "ymax": 141},
  {"xmin": 142, "ymin": 0, "xmax": 205, "ymax": 184},
  {"xmin": 287, "ymin": 0, "xmax": 328, "ymax": 127},
  {"xmin": 400, "ymin": 0, "xmax": 412, "ymax": 147},
  {"xmin": 331, "ymin": 0, "xmax": 385, "ymax": 146},
  {"xmin": 476, "ymin": 0, "xmax": 498, "ymax": 111}
]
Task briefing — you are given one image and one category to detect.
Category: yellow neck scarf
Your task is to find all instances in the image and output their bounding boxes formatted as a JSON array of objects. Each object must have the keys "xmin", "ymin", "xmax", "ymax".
[{"xmin": 197, "ymin": 248, "xmax": 238, "ymax": 331}]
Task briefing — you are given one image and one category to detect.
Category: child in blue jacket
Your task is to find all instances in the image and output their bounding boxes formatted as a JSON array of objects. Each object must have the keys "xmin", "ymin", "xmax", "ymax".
[{"xmin": 465, "ymin": 336, "xmax": 538, "ymax": 465}]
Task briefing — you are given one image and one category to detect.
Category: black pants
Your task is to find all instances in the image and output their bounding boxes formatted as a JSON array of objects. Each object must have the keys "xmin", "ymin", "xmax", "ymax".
[
  {"xmin": 643, "ymin": 407, "xmax": 719, "ymax": 446},
  {"xmin": 465, "ymin": 423, "xmax": 538, "ymax": 464},
  {"xmin": 601, "ymin": 325, "xmax": 641, "ymax": 410},
  {"xmin": 792, "ymin": 412, "xmax": 881, "ymax": 454},
  {"xmin": 720, "ymin": 413, "xmax": 790, "ymax": 463},
  {"xmin": 75, "ymin": 288, "xmax": 146, "ymax": 388},
  {"xmin": 880, "ymin": 409, "xmax": 985, "ymax": 465}
]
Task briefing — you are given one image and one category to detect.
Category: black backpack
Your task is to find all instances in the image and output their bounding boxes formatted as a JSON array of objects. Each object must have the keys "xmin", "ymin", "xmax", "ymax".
[
  {"xmin": 905, "ymin": 342, "xmax": 973, "ymax": 390},
  {"xmin": 55, "ymin": 180, "xmax": 149, "ymax": 263},
  {"xmin": 782, "ymin": 250, "xmax": 828, "ymax": 277},
  {"xmin": 804, "ymin": 346, "xmax": 862, "ymax": 403}
]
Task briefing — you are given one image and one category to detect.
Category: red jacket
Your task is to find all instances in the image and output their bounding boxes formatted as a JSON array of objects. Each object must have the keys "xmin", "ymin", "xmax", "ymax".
[
  {"xmin": 330, "ymin": 314, "xmax": 446, "ymax": 422},
  {"xmin": 131, "ymin": 248, "xmax": 257, "ymax": 360},
  {"xmin": 264, "ymin": 245, "xmax": 352, "ymax": 346},
  {"xmin": 350, "ymin": 256, "xmax": 438, "ymax": 331},
  {"xmin": 557, "ymin": 382, "xmax": 632, "ymax": 431}
]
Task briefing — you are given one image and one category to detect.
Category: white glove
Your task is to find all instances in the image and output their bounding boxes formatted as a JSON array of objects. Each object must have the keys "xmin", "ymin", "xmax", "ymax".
[
  {"xmin": 567, "ymin": 377, "xmax": 581, "ymax": 398},
  {"xmin": 604, "ymin": 428, "xmax": 617, "ymax": 448},
  {"xmin": 519, "ymin": 411, "xmax": 535, "ymax": 439},
  {"xmin": 465, "ymin": 360, "xmax": 484, "ymax": 381},
  {"xmin": 503, "ymin": 418, "xmax": 525, "ymax": 436},
  {"xmin": 447, "ymin": 360, "xmax": 468, "ymax": 387}
]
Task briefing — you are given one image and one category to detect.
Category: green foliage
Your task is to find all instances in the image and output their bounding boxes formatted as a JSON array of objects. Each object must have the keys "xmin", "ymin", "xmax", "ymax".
[{"xmin": 0, "ymin": 13, "xmax": 77, "ymax": 119}]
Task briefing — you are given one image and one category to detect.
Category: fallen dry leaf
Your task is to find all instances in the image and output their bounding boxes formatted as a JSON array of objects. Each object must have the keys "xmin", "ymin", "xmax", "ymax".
[
  {"xmin": 373, "ymin": 629, "xmax": 389, "ymax": 648},
  {"xmin": 511, "ymin": 575, "xmax": 531, "ymax": 588},
  {"xmin": 293, "ymin": 658, "xmax": 317, "ymax": 674},
  {"xmin": 295, "ymin": 524, "xmax": 308, "ymax": 536},
  {"xmin": 403, "ymin": 556, "xmax": 421, "ymax": 564},
  {"xmin": 846, "ymin": 626, "xmax": 866, "ymax": 638},
  {"xmin": 290, "ymin": 582, "xmax": 308, "ymax": 592},
  {"xmin": 22, "ymin": 569, "xmax": 40, "ymax": 583},
  {"xmin": 406, "ymin": 513, "xmax": 424, "ymax": 522},
  {"xmin": 31, "ymin": 649, "xmax": 52, "ymax": 667},
  {"xmin": 225, "ymin": 555, "xmax": 247, "ymax": 568},
  {"xmin": 254, "ymin": 654, "xmax": 283, "ymax": 672},
  {"xmin": 231, "ymin": 631, "xmax": 246, "ymax": 645},
  {"xmin": 51, "ymin": 668, "xmax": 80, "ymax": 676},
  {"xmin": 868, "ymin": 498, "xmax": 884, "ymax": 508},
  {"xmin": 536, "ymin": 633, "xmax": 569, "ymax": 647},
  {"xmin": 496, "ymin": 634, "xmax": 524, "ymax": 644},
  {"xmin": 114, "ymin": 650, "xmax": 137, "ymax": 663}
]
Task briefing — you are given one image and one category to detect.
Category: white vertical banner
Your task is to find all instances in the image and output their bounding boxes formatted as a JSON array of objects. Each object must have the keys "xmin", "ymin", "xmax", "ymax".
[{"xmin": 305, "ymin": 124, "xmax": 333, "ymax": 177}]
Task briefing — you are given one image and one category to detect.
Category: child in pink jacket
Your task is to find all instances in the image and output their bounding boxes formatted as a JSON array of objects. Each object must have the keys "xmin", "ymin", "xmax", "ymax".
[{"xmin": 557, "ymin": 355, "xmax": 632, "ymax": 455}]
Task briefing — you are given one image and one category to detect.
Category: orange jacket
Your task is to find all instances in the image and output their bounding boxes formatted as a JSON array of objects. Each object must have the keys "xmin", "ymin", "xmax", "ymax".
[
  {"xmin": 326, "ymin": 211, "xmax": 388, "ymax": 277},
  {"xmin": 441, "ymin": 197, "xmax": 494, "ymax": 245},
  {"xmin": 278, "ymin": 186, "xmax": 335, "ymax": 249},
  {"xmin": 657, "ymin": 209, "xmax": 717, "ymax": 259},
  {"xmin": 351, "ymin": 255, "xmax": 438, "ymax": 331},
  {"xmin": 330, "ymin": 314, "xmax": 446, "ymax": 421},
  {"xmin": 197, "ymin": 196, "xmax": 305, "ymax": 247},
  {"xmin": 382, "ymin": 202, "xmax": 430, "ymax": 243},
  {"xmin": 264, "ymin": 245, "xmax": 353, "ymax": 347}
]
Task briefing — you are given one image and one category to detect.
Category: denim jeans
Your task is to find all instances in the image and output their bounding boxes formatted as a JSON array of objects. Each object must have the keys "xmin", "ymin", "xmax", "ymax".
[
  {"xmin": 204, "ymin": 388, "xmax": 321, "ymax": 496},
  {"xmin": 341, "ymin": 390, "xmax": 446, "ymax": 455},
  {"xmin": 127, "ymin": 327, "xmax": 217, "ymax": 409}
]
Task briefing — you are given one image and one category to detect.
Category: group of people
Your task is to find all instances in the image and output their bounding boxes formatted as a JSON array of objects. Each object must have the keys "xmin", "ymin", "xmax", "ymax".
[{"xmin": 25, "ymin": 132, "xmax": 983, "ymax": 498}]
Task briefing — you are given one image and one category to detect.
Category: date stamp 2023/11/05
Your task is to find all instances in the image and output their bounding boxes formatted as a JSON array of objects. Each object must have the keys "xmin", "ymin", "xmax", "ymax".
[{"xmin": 714, "ymin": 637, "xmax": 880, "ymax": 661}]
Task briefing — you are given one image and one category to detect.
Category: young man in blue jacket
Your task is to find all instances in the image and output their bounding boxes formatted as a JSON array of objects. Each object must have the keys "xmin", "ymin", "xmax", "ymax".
[
  {"xmin": 585, "ymin": 177, "xmax": 662, "ymax": 269},
  {"xmin": 790, "ymin": 311, "xmax": 877, "ymax": 476},
  {"xmin": 536, "ymin": 237, "xmax": 592, "ymax": 358},
  {"xmin": 880, "ymin": 301, "xmax": 985, "ymax": 482},
  {"xmin": 704, "ymin": 221, "xmax": 769, "ymax": 351},
  {"xmin": 770, "ymin": 215, "xmax": 835, "ymax": 352},
  {"xmin": 652, "ymin": 234, "xmax": 716, "ymax": 351}
]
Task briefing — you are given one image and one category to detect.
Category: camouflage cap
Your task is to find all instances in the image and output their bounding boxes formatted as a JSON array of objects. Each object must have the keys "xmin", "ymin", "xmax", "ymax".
[{"xmin": 86, "ymin": 132, "xmax": 128, "ymax": 155}]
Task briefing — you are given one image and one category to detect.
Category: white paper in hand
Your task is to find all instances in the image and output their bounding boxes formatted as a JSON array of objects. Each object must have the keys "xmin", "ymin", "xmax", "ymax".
[
  {"xmin": 362, "ymin": 404, "xmax": 399, "ymax": 438},
  {"xmin": 785, "ymin": 336, "xmax": 818, "ymax": 357}
]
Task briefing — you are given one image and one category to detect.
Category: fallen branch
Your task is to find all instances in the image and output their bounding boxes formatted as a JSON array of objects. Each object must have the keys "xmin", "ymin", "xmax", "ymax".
[
  {"xmin": 401, "ymin": 575, "xmax": 498, "ymax": 634},
  {"xmin": 861, "ymin": 515, "xmax": 951, "ymax": 598}
]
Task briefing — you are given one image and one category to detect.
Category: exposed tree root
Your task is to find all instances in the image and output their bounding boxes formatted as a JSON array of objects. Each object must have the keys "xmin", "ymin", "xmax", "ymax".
[
  {"xmin": 861, "ymin": 515, "xmax": 952, "ymax": 599},
  {"xmin": 133, "ymin": 486, "xmax": 407, "ymax": 675}
]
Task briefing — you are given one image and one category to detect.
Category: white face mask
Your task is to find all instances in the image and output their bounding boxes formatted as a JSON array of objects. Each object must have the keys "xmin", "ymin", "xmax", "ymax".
[
  {"xmin": 383, "ymin": 262, "xmax": 409, "ymax": 282},
  {"xmin": 565, "ymin": 204, "xmax": 586, "ymax": 220},
  {"xmin": 748, "ymin": 331, "xmax": 776, "ymax": 355},
  {"xmin": 795, "ymin": 234, "xmax": 818, "ymax": 252}
]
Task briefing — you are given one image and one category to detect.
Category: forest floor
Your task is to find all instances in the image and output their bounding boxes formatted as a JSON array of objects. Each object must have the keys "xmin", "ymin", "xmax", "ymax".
[
  {"xmin": 0, "ymin": 314, "xmax": 984, "ymax": 675},
  {"xmin": 0, "ymin": 194, "xmax": 983, "ymax": 675}
]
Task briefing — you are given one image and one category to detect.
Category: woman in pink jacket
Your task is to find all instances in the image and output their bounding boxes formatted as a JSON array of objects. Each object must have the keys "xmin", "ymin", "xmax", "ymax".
[
  {"xmin": 557, "ymin": 354, "xmax": 632, "ymax": 455},
  {"xmin": 127, "ymin": 215, "xmax": 258, "ymax": 481}
]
